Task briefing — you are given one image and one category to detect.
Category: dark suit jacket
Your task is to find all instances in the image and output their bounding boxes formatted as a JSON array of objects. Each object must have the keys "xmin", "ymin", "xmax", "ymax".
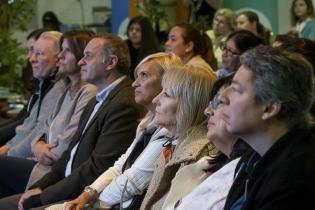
[{"xmin": 31, "ymin": 77, "xmax": 145, "ymax": 205}]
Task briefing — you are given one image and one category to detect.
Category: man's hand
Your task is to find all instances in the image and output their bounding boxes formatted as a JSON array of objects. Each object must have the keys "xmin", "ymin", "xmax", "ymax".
[
  {"xmin": 18, "ymin": 187, "xmax": 42, "ymax": 210},
  {"xmin": 33, "ymin": 140, "xmax": 58, "ymax": 166},
  {"xmin": 0, "ymin": 144, "xmax": 10, "ymax": 155}
]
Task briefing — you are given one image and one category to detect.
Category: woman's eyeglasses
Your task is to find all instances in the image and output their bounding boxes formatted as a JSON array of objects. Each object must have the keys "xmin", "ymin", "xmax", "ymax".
[{"xmin": 219, "ymin": 42, "xmax": 241, "ymax": 56}]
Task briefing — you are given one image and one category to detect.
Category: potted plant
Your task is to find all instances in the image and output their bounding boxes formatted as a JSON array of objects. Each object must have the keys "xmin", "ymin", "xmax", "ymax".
[{"xmin": 0, "ymin": 0, "xmax": 35, "ymax": 93}]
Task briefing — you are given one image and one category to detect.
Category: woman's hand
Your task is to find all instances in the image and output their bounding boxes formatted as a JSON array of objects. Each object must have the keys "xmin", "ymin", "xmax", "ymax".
[{"xmin": 65, "ymin": 190, "xmax": 97, "ymax": 210}]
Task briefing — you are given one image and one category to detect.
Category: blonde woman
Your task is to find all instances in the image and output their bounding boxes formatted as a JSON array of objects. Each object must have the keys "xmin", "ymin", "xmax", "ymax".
[{"xmin": 140, "ymin": 64, "xmax": 217, "ymax": 210}]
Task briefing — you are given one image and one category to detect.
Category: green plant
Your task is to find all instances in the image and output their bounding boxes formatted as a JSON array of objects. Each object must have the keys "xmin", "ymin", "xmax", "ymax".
[
  {"xmin": 0, "ymin": 0, "xmax": 35, "ymax": 92},
  {"xmin": 136, "ymin": 1, "xmax": 170, "ymax": 33},
  {"xmin": 192, "ymin": 15, "xmax": 212, "ymax": 32}
]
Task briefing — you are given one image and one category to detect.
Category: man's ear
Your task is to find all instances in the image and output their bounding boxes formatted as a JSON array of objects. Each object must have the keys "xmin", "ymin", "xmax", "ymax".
[
  {"xmin": 185, "ymin": 41, "xmax": 194, "ymax": 53},
  {"xmin": 105, "ymin": 55, "xmax": 118, "ymax": 70},
  {"xmin": 262, "ymin": 102, "xmax": 281, "ymax": 120}
]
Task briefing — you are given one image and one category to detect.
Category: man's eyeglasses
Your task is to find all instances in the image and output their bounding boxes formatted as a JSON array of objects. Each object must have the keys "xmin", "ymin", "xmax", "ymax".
[{"xmin": 219, "ymin": 42, "xmax": 240, "ymax": 56}]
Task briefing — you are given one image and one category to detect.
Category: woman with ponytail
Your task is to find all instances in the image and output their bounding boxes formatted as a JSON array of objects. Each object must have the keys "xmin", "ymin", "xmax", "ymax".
[
  {"xmin": 164, "ymin": 23, "xmax": 218, "ymax": 73},
  {"xmin": 236, "ymin": 11, "xmax": 270, "ymax": 44}
]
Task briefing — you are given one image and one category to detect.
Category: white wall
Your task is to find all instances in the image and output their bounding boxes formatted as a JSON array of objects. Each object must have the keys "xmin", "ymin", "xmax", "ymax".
[
  {"xmin": 13, "ymin": 0, "xmax": 110, "ymax": 47},
  {"xmin": 36, "ymin": 0, "xmax": 110, "ymax": 27}
]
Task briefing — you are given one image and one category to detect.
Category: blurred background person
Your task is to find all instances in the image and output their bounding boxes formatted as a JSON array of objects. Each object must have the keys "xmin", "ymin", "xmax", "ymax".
[
  {"xmin": 290, "ymin": 0, "xmax": 315, "ymax": 40},
  {"xmin": 216, "ymin": 30, "xmax": 265, "ymax": 78},
  {"xmin": 206, "ymin": 8, "xmax": 236, "ymax": 69},
  {"xmin": 42, "ymin": 11, "xmax": 62, "ymax": 32},
  {"xmin": 236, "ymin": 10, "xmax": 270, "ymax": 44},
  {"xmin": 165, "ymin": 23, "xmax": 217, "ymax": 73},
  {"xmin": 125, "ymin": 16, "xmax": 161, "ymax": 80}
]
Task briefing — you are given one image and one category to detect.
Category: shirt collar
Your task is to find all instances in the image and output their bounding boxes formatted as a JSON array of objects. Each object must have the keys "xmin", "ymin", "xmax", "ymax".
[{"xmin": 96, "ymin": 75, "xmax": 126, "ymax": 102}]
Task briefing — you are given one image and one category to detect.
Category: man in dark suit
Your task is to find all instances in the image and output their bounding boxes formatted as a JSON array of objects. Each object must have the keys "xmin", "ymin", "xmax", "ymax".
[{"xmin": 0, "ymin": 33, "xmax": 145, "ymax": 210}]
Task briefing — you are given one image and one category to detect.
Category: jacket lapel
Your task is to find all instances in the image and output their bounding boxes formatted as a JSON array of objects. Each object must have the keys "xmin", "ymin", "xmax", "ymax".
[
  {"xmin": 79, "ymin": 77, "xmax": 132, "ymax": 140},
  {"xmin": 68, "ymin": 98, "xmax": 97, "ymax": 148}
]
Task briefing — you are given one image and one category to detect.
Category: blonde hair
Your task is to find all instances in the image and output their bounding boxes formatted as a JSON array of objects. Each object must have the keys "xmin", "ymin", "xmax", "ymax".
[
  {"xmin": 135, "ymin": 52, "xmax": 182, "ymax": 77},
  {"xmin": 136, "ymin": 52, "xmax": 182, "ymax": 131},
  {"xmin": 162, "ymin": 64, "xmax": 217, "ymax": 137},
  {"xmin": 214, "ymin": 8, "xmax": 237, "ymax": 31}
]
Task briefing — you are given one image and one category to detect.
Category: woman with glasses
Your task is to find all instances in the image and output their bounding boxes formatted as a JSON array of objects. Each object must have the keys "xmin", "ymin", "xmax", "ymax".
[
  {"xmin": 161, "ymin": 75, "xmax": 250, "ymax": 210},
  {"xmin": 216, "ymin": 30, "xmax": 264, "ymax": 78}
]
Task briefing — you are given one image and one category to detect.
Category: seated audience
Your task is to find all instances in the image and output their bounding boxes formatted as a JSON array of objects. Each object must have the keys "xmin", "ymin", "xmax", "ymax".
[
  {"xmin": 0, "ymin": 30, "xmax": 97, "ymax": 199},
  {"xmin": 45, "ymin": 52, "xmax": 182, "ymax": 210},
  {"xmin": 140, "ymin": 64, "xmax": 217, "ymax": 210},
  {"xmin": 0, "ymin": 34, "xmax": 145, "ymax": 210},
  {"xmin": 221, "ymin": 46, "xmax": 315, "ymax": 210},
  {"xmin": 26, "ymin": 30, "xmax": 97, "ymax": 188},
  {"xmin": 165, "ymin": 23, "xmax": 217, "ymax": 72},
  {"xmin": 216, "ymin": 30, "xmax": 264, "ymax": 78},
  {"xmin": 161, "ymin": 75, "xmax": 250, "ymax": 210}
]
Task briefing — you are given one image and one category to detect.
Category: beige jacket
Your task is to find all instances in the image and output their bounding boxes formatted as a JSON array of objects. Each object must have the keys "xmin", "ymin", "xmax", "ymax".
[{"xmin": 140, "ymin": 126, "xmax": 217, "ymax": 210}]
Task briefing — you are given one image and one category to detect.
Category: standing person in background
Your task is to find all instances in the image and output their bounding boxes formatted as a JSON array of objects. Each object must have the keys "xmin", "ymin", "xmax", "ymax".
[
  {"xmin": 165, "ymin": 23, "xmax": 217, "ymax": 73},
  {"xmin": 184, "ymin": 0, "xmax": 221, "ymax": 28},
  {"xmin": 236, "ymin": 11, "xmax": 269, "ymax": 44},
  {"xmin": 206, "ymin": 8, "xmax": 236, "ymax": 68},
  {"xmin": 125, "ymin": 16, "xmax": 161, "ymax": 80},
  {"xmin": 290, "ymin": 0, "xmax": 315, "ymax": 40},
  {"xmin": 42, "ymin": 11, "xmax": 61, "ymax": 32}
]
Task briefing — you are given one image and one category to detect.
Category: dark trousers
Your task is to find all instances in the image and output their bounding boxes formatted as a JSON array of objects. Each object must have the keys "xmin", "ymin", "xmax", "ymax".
[
  {"xmin": 0, "ymin": 155, "xmax": 36, "ymax": 198},
  {"xmin": 0, "ymin": 194, "xmax": 64, "ymax": 210}
]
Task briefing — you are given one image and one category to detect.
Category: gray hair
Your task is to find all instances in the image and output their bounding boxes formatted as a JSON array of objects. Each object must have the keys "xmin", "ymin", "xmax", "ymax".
[
  {"xmin": 240, "ymin": 46, "xmax": 314, "ymax": 128},
  {"xmin": 39, "ymin": 31, "xmax": 62, "ymax": 54},
  {"xmin": 94, "ymin": 33, "xmax": 131, "ymax": 76}
]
